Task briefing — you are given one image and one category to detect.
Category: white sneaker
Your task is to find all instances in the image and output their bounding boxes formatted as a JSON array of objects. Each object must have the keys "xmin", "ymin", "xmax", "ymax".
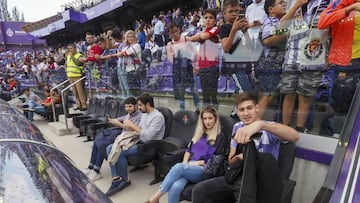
[
  {"xmin": 88, "ymin": 170, "xmax": 102, "ymax": 182},
  {"xmin": 84, "ymin": 168, "xmax": 92, "ymax": 176}
]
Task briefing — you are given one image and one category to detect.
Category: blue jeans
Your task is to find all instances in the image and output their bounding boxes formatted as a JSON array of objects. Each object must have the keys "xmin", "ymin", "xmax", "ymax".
[
  {"xmin": 89, "ymin": 143, "xmax": 104, "ymax": 170},
  {"xmin": 178, "ymin": 74, "xmax": 200, "ymax": 110},
  {"xmin": 106, "ymin": 144, "xmax": 139, "ymax": 180},
  {"xmin": 34, "ymin": 105, "xmax": 47, "ymax": 113},
  {"xmin": 28, "ymin": 100, "xmax": 42, "ymax": 121},
  {"xmin": 117, "ymin": 67, "xmax": 130, "ymax": 99},
  {"xmin": 160, "ymin": 163, "xmax": 204, "ymax": 203}
]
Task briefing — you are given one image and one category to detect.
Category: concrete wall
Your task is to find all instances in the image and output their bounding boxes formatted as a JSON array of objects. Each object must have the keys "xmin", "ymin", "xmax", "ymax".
[{"xmin": 291, "ymin": 158, "xmax": 329, "ymax": 203}]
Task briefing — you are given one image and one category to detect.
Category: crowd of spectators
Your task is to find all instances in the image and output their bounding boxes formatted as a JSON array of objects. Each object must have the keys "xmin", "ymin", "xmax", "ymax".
[
  {"xmin": 1, "ymin": 0, "xmax": 358, "ymax": 138},
  {"xmin": 1, "ymin": 1, "xmax": 359, "ymax": 202}
]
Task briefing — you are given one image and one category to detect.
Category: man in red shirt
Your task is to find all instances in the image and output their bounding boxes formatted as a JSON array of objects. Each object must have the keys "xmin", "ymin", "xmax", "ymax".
[{"xmin": 85, "ymin": 32, "xmax": 103, "ymax": 90}]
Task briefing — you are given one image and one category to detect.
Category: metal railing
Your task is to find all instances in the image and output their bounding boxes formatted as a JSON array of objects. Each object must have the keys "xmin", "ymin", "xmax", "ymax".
[
  {"xmin": 97, "ymin": 78, "xmax": 118, "ymax": 92},
  {"xmin": 50, "ymin": 79, "xmax": 70, "ymax": 122},
  {"xmin": 61, "ymin": 76, "xmax": 86, "ymax": 134}
]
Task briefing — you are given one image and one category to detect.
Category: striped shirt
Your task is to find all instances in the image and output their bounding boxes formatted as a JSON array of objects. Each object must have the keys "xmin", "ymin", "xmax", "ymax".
[
  {"xmin": 231, "ymin": 121, "xmax": 281, "ymax": 160},
  {"xmin": 284, "ymin": 0, "xmax": 329, "ymax": 68}
]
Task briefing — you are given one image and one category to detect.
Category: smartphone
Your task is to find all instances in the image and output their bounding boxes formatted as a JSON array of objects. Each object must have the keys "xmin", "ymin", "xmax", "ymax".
[{"xmin": 238, "ymin": 13, "xmax": 246, "ymax": 19}]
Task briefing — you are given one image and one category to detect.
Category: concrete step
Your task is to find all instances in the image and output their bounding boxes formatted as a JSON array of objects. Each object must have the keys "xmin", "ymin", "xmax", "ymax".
[
  {"xmin": 58, "ymin": 115, "xmax": 76, "ymax": 128},
  {"xmin": 48, "ymin": 121, "xmax": 79, "ymax": 136}
]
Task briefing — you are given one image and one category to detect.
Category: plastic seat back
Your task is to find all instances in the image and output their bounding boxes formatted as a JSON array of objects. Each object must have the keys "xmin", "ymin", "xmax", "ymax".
[
  {"xmin": 219, "ymin": 115, "xmax": 237, "ymax": 138},
  {"xmin": 164, "ymin": 110, "xmax": 198, "ymax": 149},
  {"xmin": 94, "ymin": 98, "xmax": 107, "ymax": 117},
  {"xmin": 156, "ymin": 107, "xmax": 173, "ymax": 138},
  {"xmin": 104, "ymin": 99, "xmax": 119, "ymax": 119},
  {"xmin": 116, "ymin": 100, "xmax": 127, "ymax": 118},
  {"xmin": 87, "ymin": 97, "xmax": 98, "ymax": 115}
]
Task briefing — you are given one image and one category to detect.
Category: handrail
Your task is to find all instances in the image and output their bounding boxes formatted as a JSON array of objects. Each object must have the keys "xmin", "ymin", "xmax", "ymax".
[
  {"xmin": 50, "ymin": 79, "xmax": 70, "ymax": 122},
  {"xmin": 97, "ymin": 78, "xmax": 118, "ymax": 92},
  {"xmin": 61, "ymin": 76, "xmax": 87, "ymax": 134}
]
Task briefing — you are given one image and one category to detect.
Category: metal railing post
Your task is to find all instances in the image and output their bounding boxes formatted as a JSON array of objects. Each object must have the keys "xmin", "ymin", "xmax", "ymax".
[
  {"xmin": 61, "ymin": 76, "xmax": 87, "ymax": 135},
  {"xmin": 50, "ymin": 79, "xmax": 70, "ymax": 122}
]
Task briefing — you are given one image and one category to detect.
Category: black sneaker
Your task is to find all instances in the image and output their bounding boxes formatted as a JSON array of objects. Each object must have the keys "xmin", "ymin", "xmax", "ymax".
[
  {"xmin": 295, "ymin": 126, "xmax": 308, "ymax": 133},
  {"xmin": 105, "ymin": 179, "xmax": 131, "ymax": 196}
]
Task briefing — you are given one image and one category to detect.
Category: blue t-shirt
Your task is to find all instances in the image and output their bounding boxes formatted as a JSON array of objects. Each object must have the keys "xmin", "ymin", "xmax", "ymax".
[{"xmin": 231, "ymin": 122, "xmax": 281, "ymax": 160}]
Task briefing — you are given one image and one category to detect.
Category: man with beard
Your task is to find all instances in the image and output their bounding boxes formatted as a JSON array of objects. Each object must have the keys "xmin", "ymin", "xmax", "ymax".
[{"xmin": 105, "ymin": 93, "xmax": 165, "ymax": 196}]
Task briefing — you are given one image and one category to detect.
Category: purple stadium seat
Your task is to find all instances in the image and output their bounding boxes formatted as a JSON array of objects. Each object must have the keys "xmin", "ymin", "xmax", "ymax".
[
  {"xmin": 227, "ymin": 77, "xmax": 236, "ymax": 93},
  {"xmin": 218, "ymin": 76, "xmax": 227, "ymax": 93},
  {"xmin": 161, "ymin": 77, "xmax": 173, "ymax": 92}
]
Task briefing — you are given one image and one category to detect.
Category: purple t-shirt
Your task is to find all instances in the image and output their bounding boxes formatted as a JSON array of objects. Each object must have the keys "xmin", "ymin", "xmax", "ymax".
[
  {"xmin": 186, "ymin": 134, "xmax": 216, "ymax": 163},
  {"xmin": 231, "ymin": 122, "xmax": 281, "ymax": 160}
]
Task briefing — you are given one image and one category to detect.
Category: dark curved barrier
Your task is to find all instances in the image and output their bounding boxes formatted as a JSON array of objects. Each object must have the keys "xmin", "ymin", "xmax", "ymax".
[{"xmin": 0, "ymin": 99, "xmax": 112, "ymax": 203}]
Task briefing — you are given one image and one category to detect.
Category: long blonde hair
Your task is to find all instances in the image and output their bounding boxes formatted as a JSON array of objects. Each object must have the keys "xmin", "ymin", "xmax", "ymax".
[
  {"xmin": 192, "ymin": 106, "xmax": 221, "ymax": 143},
  {"xmin": 124, "ymin": 30, "xmax": 137, "ymax": 46}
]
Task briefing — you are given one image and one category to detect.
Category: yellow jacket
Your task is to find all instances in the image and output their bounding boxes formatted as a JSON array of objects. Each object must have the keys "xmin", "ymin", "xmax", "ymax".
[{"xmin": 66, "ymin": 53, "xmax": 84, "ymax": 77}]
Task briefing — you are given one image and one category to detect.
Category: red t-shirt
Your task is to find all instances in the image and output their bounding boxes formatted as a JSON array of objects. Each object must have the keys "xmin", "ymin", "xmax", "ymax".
[
  {"xmin": 43, "ymin": 97, "xmax": 51, "ymax": 104},
  {"xmin": 199, "ymin": 27, "xmax": 220, "ymax": 69},
  {"xmin": 7, "ymin": 80, "xmax": 17, "ymax": 91},
  {"xmin": 87, "ymin": 44, "xmax": 103, "ymax": 63}
]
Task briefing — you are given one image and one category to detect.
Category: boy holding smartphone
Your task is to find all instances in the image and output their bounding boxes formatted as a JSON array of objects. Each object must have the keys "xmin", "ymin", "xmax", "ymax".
[{"xmin": 219, "ymin": 0, "xmax": 248, "ymax": 54}]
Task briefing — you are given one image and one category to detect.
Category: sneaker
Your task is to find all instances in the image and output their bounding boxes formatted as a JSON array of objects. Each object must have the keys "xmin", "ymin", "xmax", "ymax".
[
  {"xmin": 105, "ymin": 179, "xmax": 131, "ymax": 196},
  {"xmin": 22, "ymin": 108, "xmax": 35, "ymax": 112},
  {"xmin": 295, "ymin": 126, "xmax": 309, "ymax": 133},
  {"xmin": 88, "ymin": 170, "xmax": 102, "ymax": 182},
  {"xmin": 84, "ymin": 168, "xmax": 92, "ymax": 176},
  {"xmin": 80, "ymin": 108, "xmax": 88, "ymax": 111}
]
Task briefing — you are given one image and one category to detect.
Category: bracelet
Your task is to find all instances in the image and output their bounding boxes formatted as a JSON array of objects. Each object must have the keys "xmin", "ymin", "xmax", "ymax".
[{"xmin": 276, "ymin": 28, "xmax": 289, "ymax": 35}]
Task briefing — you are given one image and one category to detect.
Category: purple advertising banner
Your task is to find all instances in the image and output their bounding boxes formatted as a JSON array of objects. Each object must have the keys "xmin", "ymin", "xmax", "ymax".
[
  {"xmin": 83, "ymin": 0, "xmax": 125, "ymax": 22},
  {"xmin": 1, "ymin": 22, "xmax": 45, "ymax": 45},
  {"xmin": 31, "ymin": 0, "xmax": 127, "ymax": 38},
  {"xmin": 330, "ymin": 108, "xmax": 360, "ymax": 203}
]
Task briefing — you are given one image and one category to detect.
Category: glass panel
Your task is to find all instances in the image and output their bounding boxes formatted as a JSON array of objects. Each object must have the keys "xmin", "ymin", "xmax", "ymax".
[
  {"xmin": 0, "ymin": 142, "xmax": 111, "ymax": 203},
  {"xmin": 20, "ymin": 1, "xmax": 356, "ymax": 139}
]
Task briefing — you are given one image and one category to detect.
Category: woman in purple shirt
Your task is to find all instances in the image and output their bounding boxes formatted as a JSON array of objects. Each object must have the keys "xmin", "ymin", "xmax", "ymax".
[{"xmin": 146, "ymin": 106, "xmax": 228, "ymax": 203}]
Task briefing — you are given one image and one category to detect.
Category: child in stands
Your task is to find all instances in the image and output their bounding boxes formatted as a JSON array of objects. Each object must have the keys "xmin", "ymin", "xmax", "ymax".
[
  {"xmin": 166, "ymin": 21, "xmax": 200, "ymax": 112},
  {"xmin": 190, "ymin": 8, "xmax": 221, "ymax": 109}
]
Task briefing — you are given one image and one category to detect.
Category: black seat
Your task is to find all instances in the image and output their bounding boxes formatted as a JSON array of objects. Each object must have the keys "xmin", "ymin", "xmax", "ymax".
[
  {"xmin": 126, "ymin": 107, "xmax": 173, "ymax": 183},
  {"xmin": 159, "ymin": 110, "xmax": 198, "ymax": 152},
  {"xmin": 180, "ymin": 115, "xmax": 236, "ymax": 201},
  {"xmin": 81, "ymin": 99, "xmax": 120, "ymax": 141},
  {"xmin": 78, "ymin": 98, "xmax": 108, "ymax": 137},
  {"xmin": 152, "ymin": 110, "xmax": 198, "ymax": 184},
  {"xmin": 278, "ymin": 142, "xmax": 297, "ymax": 203},
  {"xmin": 72, "ymin": 97, "xmax": 98, "ymax": 128},
  {"xmin": 86, "ymin": 100, "xmax": 126, "ymax": 140},
  {"xmin": 236, "ymin": 142, "xmax": 297, "ymax": 203}
]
